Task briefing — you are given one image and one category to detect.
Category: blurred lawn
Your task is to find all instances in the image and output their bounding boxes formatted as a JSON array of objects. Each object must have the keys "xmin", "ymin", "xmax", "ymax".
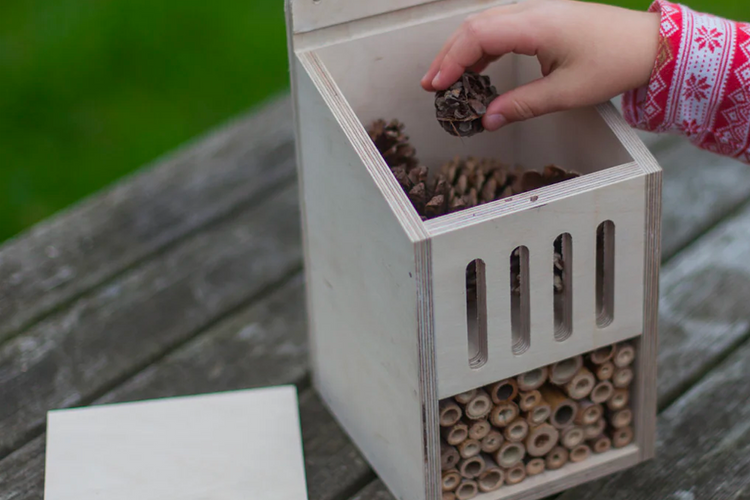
[{"xmin": 0, "ymin": 1, "xmax": 747, "ymax": 242}]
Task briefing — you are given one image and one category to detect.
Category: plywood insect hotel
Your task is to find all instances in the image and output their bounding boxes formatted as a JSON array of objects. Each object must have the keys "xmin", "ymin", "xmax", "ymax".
[{"xmin": 286, "ymin": 1, "xmax": 662, "ymax": 499}]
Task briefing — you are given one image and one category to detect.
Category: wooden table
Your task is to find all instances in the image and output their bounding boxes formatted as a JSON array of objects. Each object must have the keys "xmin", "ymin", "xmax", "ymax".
[{"xmin": 2, "ymin": 95, "xmax": 750, "ymax": 500}]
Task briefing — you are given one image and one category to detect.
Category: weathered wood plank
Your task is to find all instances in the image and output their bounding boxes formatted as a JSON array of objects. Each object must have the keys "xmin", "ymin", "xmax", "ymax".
[
  {"xmin": 0, "ymin": 276, "xmax": 371, "ymax": 500},
  {"xmin": 345, "ymin": 194, "xmax": 750, "ymax": 500},
  {"xmin": 658, "ymin": 141, "xmax": 750, "ymax": 260},
  {"xmin": 0, "ymin": 96, "xmax": 295, "ymax": 343},
  {"xmin": 558, "ymin": 339, "xmax": 750, "ymax": 500},
  {"xmin": 0, "ymin": 438, "xmax": 45, "ymax": 500},
  {"xmin": 657, "ymin": 200, "xmax": 750, "ymax": 406},
  {"xmin": 0, "ymin": 185, "xmax": 302, "ymax": 458}
]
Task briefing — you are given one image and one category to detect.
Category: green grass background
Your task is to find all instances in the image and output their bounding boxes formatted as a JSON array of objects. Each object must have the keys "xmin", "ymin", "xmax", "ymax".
[{"xmin": 0, "ymin": 0, "xmax": 746, "ymax": 242}]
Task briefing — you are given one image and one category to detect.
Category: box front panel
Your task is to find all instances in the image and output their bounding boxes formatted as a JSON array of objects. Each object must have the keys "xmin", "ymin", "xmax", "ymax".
[{"xmin": 431, "ymin": 176, "xmax": 646, "ymax": 399}]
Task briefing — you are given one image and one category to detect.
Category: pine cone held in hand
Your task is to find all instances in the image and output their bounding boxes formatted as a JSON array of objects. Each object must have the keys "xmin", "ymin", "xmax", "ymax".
[{"xmin": 435, "ymin": 72, "xmax": 498, "ymax": 137}]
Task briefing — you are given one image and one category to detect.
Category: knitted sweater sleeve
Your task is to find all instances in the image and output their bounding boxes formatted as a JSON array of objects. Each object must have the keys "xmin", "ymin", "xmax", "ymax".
[{"xmin": 622, "ymin": 1, "xmax": 750, "ymax": 162}]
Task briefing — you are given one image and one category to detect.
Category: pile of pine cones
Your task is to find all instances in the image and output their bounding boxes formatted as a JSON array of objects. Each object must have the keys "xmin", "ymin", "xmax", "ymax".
[
  {"xmin": 367, "ymin": 119, "xmax": 581, "ymax": 222},
  {"xmin": 439, "ymin": 342, "xmax": 636, "ymax": 500}
]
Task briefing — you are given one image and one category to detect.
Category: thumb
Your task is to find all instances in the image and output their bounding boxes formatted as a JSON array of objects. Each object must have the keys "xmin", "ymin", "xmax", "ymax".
[{"xmin": 483, "ymin": 72, "xmax": 572, "ymax": 130}]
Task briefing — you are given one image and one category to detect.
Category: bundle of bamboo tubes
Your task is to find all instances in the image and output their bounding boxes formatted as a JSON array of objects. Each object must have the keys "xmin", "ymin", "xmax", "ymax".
[{"xmin": 439, "ymin": 341, "xmax": 636, "ymax": 500}]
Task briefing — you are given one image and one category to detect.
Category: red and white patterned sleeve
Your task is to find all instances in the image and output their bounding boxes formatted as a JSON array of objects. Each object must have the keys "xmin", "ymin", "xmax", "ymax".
[{"xmin": 622, "ymin": 1, "xmax": 750, "ymax": 162}]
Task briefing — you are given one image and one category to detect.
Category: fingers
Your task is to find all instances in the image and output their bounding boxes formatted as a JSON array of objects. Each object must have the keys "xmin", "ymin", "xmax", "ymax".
[
  {"xmin": 433, "ymin": 15, "xmax": 539, "ymax": 90},
  {"xmin": 423, "ymin": 4, "xmax": 536, "ymax": 90},
  {"xmin": 483, "ymin": 72, "xmax": 574, "ymax": 130},
  {"xmin": 421, "ymin": 30, "xmax": 461, "ymax": 90}
]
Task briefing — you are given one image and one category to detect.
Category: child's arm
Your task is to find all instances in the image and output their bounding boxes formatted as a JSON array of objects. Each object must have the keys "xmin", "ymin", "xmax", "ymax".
[
  {"xmin": 424, "ymin": 0, "xmax": 750, "ymax": 163},
  {"xmin": 623, "ymin": 1, "xmax": 750, "ymax": 161}
]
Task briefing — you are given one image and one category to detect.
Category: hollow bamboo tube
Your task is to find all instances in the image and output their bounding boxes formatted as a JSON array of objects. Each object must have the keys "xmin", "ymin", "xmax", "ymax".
[
  {"xmin": 607, "ymin": 388, "xmax": 630, "ymax": 411},
  {"xmin": 517, "ymin": 367, "xmax": 548, "ymax": 391},
  {"xmin": 490, "ymin": 401, "xmax": 520, "ymax": 427},
  {"xmin": 480, "ymin": 430, "xmax": 504, "ymax": 453},
  {"xmin": 588, "ymin": 344, "xmax": 615, "ymax": 364},
  {"xmin": 570, "ymin": 444, "xmax": 591, "ymax": 463},
  {"xmin": 613, "ymin": 343, "xmax": 636, "ymax": 368},
  {"xmin": 525, "ymin": 457, "xmax": 546, "ymax": 476},
  {"xmin": 524, "ymin": 402, "xmax": 552, "ymax": 426},
  {"xmin": 464, "ymin": 418, "xmax": 492, "ymax": 441},
  {"xmin": 455, "ymin": 389, "xmax": 478, "ymax": 405},
  {"xmin": 504, "ymin": 463, "xmax": 526, "ymax": 485},
  {"xmin": 477, "ymin": 455, "xmax": 504, "ymax": 493},
  {"xmin": 560, "ymin": 426, "xmax": 585, "ymax": 450},
  {"xmin": 442, "ymin": 469, "xmax": 462, "ymax": 492},
  {"xmin": 575, "ymin": 400, "xmax": 604, "ymax": 425},
  {"xmin": 488, "ymin": 378, "xmax": 518, "ymax": 404},
  {"xmin": 590, "ymin": 380, "xmax": 615, "ymax": 404},
  {"xmin": 441, "ymin": 440, "xmax": 461, "ymax": 470},
  {"xmin": 465, "ymin": 389, "xmax": 493, "ymax": 420},
  {"xmin": 440, "ymin": 400, "xmax": 463, "ymax": 427},
  {"xmin": 589, "ymin": 435, "xmax": 612, "ymax": 454},
  {"xmin": 545, "ymin": 446, "xmax": 569, "ymax": 471},
  {"xmin": 539, "ymin": 386, "xmax": 579, "ymax": 429},
  {"xmin": 442, "ymin": 421, "xmax": 469, "ymax": 446},
  {"xmin": 458, "ymin": 438, "xmax": 482, "ymax": 459},
  {"xmin": 549, "ymin": 355, "xmax": 583, "ymax": 385},
  {"xmin": 525, "ymin": 423, "xmax": 559, "ymax": 457},
  {"xmin": 594, "ymin": 361, "xmax": 615, "ymax": 381},
  {"xmin": 583, "ymin": 419, "xmax": 606, "ymax": 440},
  {"xmin": 494, "ymin": 441, "xmax": 526, "ymax": 468},
  {"xmin": 458, "ymin": 454, "xmax": 486, "ymax": 479},
  {"xmin": 609, "ymin": 408, "xmax": 633, "ymax": 429},
  {"xmin": 455, "ymin": 480, "xmax": 478, "ymax": 500},
  {"xmin": 518, "ymin": 390, "xmax": 542, "ymax": 412},
  {"xmin": 564, "ymin": 368, "xmax": 596, "ymax": 400},
  {"xmin": 504, "ymin": 418, "xmax": 530, "ymax": 443},
  {"xmin": 443, "ymin": 493, "xmax": 457, "ymax": 500},
  {"xmin": 610, "ymin": 426, "xmax": 634, "ymax": 448},
  {"xmin": 612, "ymin": 367, "xmax": 634, "ymax": 388}
]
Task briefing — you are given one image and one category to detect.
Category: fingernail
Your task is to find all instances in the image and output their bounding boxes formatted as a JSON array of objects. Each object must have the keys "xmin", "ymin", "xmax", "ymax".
[
  {"xmin": 431, "ymin": 71, "xmax": 442, "ymax": 88},
  {"xmin": 484, "ymin": 113, "xmax": 507, "ymax": 130}
]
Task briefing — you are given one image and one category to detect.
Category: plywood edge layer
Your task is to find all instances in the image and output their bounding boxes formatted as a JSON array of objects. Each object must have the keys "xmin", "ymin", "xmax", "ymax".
[
  {"xmin": 425, "ymin": 161, "xmax": 643, "ymax": 236},
  {"xmin": 473, "ymin": 445, "xmax": 640, "ymax": 500},
  {"xmin": 636, "ymin": 168, "xmax": 663, "ymax": 460},
  {"xmin": 296, "ymin": 51, "xmax": 429, "ymax": 243},
  {"xmin": 290, "ymin": 0, "xmax": 513, "ymax": 46},
  {"xmin": 597, "ymin": 103, "xmax": 662, "ymax": 175},
  {"xmin": 415, "ymin": 237, "xmax": 440, "ymax": 500}
]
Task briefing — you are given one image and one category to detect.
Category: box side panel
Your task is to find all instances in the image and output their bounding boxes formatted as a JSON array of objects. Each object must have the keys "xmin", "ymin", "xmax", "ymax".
[
  {"xmin": 291, "ymin": 0, "xmax": 436, "ymax": 34},
  {"xmin": 432, "ymin": 175, "xmax": 647, "ymax": 398},
  {"xmin": 294, "ymin": 57, "xmax": 430, "ymax": 500}
]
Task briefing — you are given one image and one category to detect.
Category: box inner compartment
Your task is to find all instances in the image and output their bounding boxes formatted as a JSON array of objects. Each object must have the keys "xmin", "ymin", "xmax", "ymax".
[
  {"xmin": 438, "ymin": 339, "xmax": 640, "ymax": 500},
  {"xmin": 315, "ymin": 12, "xmax": 634, "ymax": 178}
]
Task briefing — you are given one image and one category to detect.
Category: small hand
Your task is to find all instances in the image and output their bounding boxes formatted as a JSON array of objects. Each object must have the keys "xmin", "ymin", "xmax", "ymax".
[{"xmin": 421, "ymin": 0, "xmax": 660, "ymax": 130}]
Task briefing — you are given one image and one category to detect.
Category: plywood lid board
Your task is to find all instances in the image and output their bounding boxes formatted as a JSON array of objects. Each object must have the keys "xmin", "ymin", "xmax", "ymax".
[{"xmin": 44, "ymin": 386, "xmax": 308, "ymax": 500}]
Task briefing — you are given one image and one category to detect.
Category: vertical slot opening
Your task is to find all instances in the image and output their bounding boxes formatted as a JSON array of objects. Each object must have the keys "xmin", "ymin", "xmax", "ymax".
[
  {"xmin": 554, "ymin": 233, "xmax": 573, "ymax": 341},
  {"xmin": 596, "ymin": 221, "xmax": 615, "ymax": 328},
  {"xmin": 511, "ymin": 246, "xmax": 530, "ymax": 355},
  {"xmin": 466, "ymin": 259, "xmax": 488, "ymax": 369}
]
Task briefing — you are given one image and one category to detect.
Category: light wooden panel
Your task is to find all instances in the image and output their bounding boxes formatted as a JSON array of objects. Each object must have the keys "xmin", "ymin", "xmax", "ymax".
[
  {"xmin": 429, "ymin": 169, "xmax": 647, "ymax": 398},
  {"xmin": 290, "ymin": 0, "xmax": 437, "ymax": 34},
  {"xmin": 293, "ymin": 52, "xmax": 437, "ymax": 500},
  {"xmin": 44, "ymin": 387, "xmax": 308, "ymax": 500}
]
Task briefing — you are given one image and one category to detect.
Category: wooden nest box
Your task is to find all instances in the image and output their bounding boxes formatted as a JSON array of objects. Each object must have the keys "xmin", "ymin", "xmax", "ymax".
[{"xmin": 286, "ymin": 1, "xmax": 662, "ymax": 499}]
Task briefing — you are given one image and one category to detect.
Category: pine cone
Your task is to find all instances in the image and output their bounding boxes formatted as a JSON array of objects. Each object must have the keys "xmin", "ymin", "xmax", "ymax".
[
  {"xmin": 435, "ymin": 72, "xmax": 498, "ymax": 137},
  {"xmin": 367, "ymin": 119, "xmax": 419, "ymax": 171}
]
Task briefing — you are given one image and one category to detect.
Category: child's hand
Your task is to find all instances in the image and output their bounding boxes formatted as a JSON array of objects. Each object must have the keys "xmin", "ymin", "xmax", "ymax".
[{"xmin": 421, "ymin": 0, "xmax": 660, "ymax": 130}]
